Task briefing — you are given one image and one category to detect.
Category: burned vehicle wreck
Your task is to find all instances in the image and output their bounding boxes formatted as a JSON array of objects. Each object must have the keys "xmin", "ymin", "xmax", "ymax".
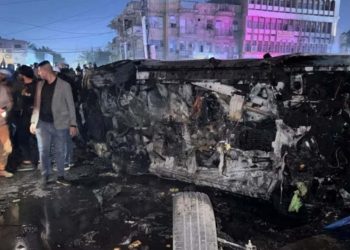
[{"xmin": 82, "ymin": 54, "xmax": 350, "ymax": 211}]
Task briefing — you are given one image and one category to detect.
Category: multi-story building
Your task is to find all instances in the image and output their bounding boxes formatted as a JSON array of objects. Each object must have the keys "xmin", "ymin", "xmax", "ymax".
[
  {"xmin": 243, "ymin": 0, "xmax": 341, "ymax": 58},
  {"xmin": 110, "ymin": 0, "xmax": 341, "ymax": 60},
  {"xmin": 110, "ymin": 0, "xmax": 243, "ymax": 60},
  {"xmin": 109, "ymin": 0, "xmax": 146, "ymax": 60},
  {"xmin": 0, "ymin": 37, "xmax": 28, "ymax": 67},
  {"xmin": 0, "ymin": 37, "xmax": 55, "ymax": 67}
]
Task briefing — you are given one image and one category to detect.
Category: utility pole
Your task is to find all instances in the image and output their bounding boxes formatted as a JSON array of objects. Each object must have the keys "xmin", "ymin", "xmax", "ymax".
[
  {"xmin": 142, "ymin": 15, "xmax": 149, "ymax": 59},
  {"xmin": 122, "ymin": 18, "xmax": 128, "ymax": 59}
]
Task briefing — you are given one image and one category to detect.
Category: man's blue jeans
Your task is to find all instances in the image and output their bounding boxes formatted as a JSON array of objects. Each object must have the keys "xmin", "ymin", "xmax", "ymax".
[
  {"xmin": 36, "ymin": 121, "xmax": 68, "ymax": 178},
  {"xmin": 64, "ymin": 131, "xmax": 73, "ymax": 165}
]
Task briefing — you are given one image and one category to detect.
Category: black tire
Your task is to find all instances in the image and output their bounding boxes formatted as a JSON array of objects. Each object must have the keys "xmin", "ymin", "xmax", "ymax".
[{"xmin": 173, "ymin": 192, "xmax": 218, "ymax": 250}]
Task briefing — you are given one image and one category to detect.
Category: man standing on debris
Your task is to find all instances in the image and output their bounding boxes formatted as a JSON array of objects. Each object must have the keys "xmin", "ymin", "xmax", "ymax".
[
  {"xmin": 0, "ymin": 69, "xmax": 14, "ymax": 178},
  {"xmin": 30, "ymin": 61, "xmax": 77, "ymax": 186}
]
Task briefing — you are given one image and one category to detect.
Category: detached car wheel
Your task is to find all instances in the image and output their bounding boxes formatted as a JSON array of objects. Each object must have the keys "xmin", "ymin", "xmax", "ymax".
[{"xmin": 173, "ymin": 192, "xmax": 218, "ymax": 250}]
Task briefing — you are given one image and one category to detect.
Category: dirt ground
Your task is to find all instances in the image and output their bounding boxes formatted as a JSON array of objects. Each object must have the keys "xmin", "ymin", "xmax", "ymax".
[{"xmin": 0, "ymin": 151, "xmax": 349, "ymax": 250}]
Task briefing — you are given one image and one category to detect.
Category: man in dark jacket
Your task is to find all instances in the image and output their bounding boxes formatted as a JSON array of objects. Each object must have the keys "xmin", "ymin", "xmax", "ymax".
[{"xmin": 17, "ymin": 65, "xmax": 38, "ymax": 171}]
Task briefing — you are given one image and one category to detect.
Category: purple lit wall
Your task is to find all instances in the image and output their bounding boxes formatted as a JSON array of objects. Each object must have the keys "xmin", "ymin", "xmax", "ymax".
[{"xmin": 243, "ymin": 0, "xmax": 340, "ymax": 58}]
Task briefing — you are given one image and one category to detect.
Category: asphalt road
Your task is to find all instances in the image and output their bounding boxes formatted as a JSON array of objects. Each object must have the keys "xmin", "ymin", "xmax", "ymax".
[{"xmin": 0, "ymin": 154, "xmax": 349, "ymax": 250}]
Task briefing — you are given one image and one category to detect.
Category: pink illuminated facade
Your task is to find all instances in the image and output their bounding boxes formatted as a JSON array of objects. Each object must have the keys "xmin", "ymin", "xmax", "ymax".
[
  {"xmin": 110, "ymin": 0, "xmax": 341, "ymax": 60},
  {"xmin": 243, "ymin": 0, "xmax": 341, "ymax": 58}
]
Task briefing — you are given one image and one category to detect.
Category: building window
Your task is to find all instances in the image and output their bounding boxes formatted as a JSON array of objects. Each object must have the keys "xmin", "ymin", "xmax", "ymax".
[
  {"xmin": 300, "ymin": 21, "xmax": 306, "ymax": 32},
  {"xmin": 286, "ymin": 43, "xmax": 291, "ymax": 53},
  {"xmin": 170, "ymin": 16, "xmax": 177, "ymax": 28},
  {"xmin": 246, "ymin": 42, "xmax": 251, "ymax": 52},
  {"xmin": 247, "ymin": 17, "xmax": 252, "ymax": 28},
  {"xmin": 200, "ymin": 45, "xmax": 204, "ymax": 52},
  {"xmin": 265, "ymin": 18, "xmax": 271, "ymax": 30},
  {"xmin": 259, "ymin": 17, "xmax": 265, "ymax": 29},
  {"xmin": 316, "ymin": 22, "xmax": 322, "ymax": 33},
  {"xmin": 179, "ymin": 42, "xmax": 185, "ymax": 51},
  {"xmin": 282, "ymin": 19, "xmax": 288, "ymax": 30},
  {"xmin": 290, "ymin": 44, "xmax": 294, "ymax": 53},
  {"xmin": 305, "ymin": 21, "xmax": 310, "ymax": 32},
  {"xmin": 297, "ymin": 0, "xmax": 302, "ymax": 8},
  {"xmin": 257, "ymin": 41, "xmax": 262, "ymax": 52},
  {"xmin": 207, "ymin": 19, "xmax": 214, "ymax": 30},
  {"xmin": 325, "ymin": 0, "xmax": 330, "ymax": 10},
  {"xmin": 308, "ymin": 0, "xmax": 314, "ymax": 9},
  {"xmin": 251, "ymin": 41, "xmax": 257, "ymax": 52},
  {"xmin": 319, "ymin": 0, "xmax": 325, "ymax": 10},
  {"xmin": 311, "ymin": 22, "xmax": 316, "ymax": 32},
  {"xmin": 233, "ymin": 21, "xmax": 239, "ymax": 31},
  {"xmin": 275, "ymin": 42, "xmax": 280, "ymax": 52},
  {"xmin": 302, "ymin": 0, "xmax": 308, "ymax": 8},
  {"xmin": 207, "ymin": 43, "xmax": 212, "ymax": 53},
  {"xmin": 330, "ymin": 0, "xmax": 335, "ymax": 11},
  {"xmin": 277, "ymin": 19, "xmax": 283, "ymax": 30},
  {"xmin": 253, "ymin": 17, "xmax": 259, "ymax": 29},
  {"xmin": 14, "ymin": 44, "xmax": 22, "ymax": 49},
  {"xmin": 291, "ymin": 0, "xmax": 297, "ymax": 8},
  {"xmin": 327, "ymin": 23, "xmax": 332, "ymax": 34},
  {"xmin": 149, "ymin": 16, "xmax": 163, "ymax": 29},
  {"xmin": 280, "ymin": 43, "xmax": 285, "ymax": 53},
  {"xmin": 263, "ymin": 41, "xmax": 268, "ymax": 52},
  {"xmin": 169, "ymin": 40, "xmax": 176, "ymax": 52},
  {"xmin": 271, "ymin": 18, "xmax": 276, "ymax": 30},
  {"xmin": 314, "ymin": 0, "xmax": 319, "ymax": 10}
]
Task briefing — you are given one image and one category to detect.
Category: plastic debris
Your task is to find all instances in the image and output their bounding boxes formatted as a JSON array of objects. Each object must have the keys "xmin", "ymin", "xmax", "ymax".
[
  {"xmin": 245, "ymin": 240, "xmax": 257, "ymax": 250},
  {"xmin": 128, "ymin": 240, "xmax": 142, "ymax": 249},
  {"xmin": 288, "ymin": 182, "xmax": 308, "ymax": 213},
  {"xmin": 288, "ymin": 192, "xmax": 302, "ymax": 212},
  {"xmin": 339, "ymin": 189, "xmax": 350, "ymax": 206},
  {"xmin": 324, "ymin": 215, "xmax": 350, "ymax": 230}
]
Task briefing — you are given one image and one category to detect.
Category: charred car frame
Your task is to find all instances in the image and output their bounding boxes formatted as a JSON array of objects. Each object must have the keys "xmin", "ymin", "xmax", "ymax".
[{"xmin": 81, "ymin": 54, "xmax": 350, "ymax": 212}]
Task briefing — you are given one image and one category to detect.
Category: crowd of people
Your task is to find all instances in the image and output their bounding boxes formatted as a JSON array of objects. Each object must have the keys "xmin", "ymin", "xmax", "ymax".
[{"xmin": 0, "ymin": 61, "xmax": 88, "ymax": 186}]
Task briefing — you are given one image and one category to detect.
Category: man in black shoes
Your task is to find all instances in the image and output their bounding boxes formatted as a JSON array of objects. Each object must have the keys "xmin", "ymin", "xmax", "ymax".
[{"xmin": 30, "ymin": 61, "xmax": 77, "ymax": 187}]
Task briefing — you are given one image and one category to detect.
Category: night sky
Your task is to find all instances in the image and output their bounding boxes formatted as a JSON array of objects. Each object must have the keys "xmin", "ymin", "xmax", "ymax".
[{"xmin": 1, "ymin": 0, "xmax": 349, "ymax": 65}]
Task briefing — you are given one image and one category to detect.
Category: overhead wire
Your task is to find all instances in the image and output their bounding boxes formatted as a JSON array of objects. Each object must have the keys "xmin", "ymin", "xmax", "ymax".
[
  {"xmin": 0, "ymin": 0, "xmax": 45, "ymax": 6},
  {"xmin": 8, "ymin": 46, "xmax": 109, "ymax": 54},
  {"xmin": 0, "ymin": 18, "xmax": 114, "ymax": 36},
  {"xmin": 0, "ymin": 0, "xmax": 123, "ymax": 63},
  {"xmin": 27, "ymin": 33, "xmax": 114, "ymax": 41},
  {"xmin": 3, "ymin": 0, "xmax": 117, "ymax": 36}
]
